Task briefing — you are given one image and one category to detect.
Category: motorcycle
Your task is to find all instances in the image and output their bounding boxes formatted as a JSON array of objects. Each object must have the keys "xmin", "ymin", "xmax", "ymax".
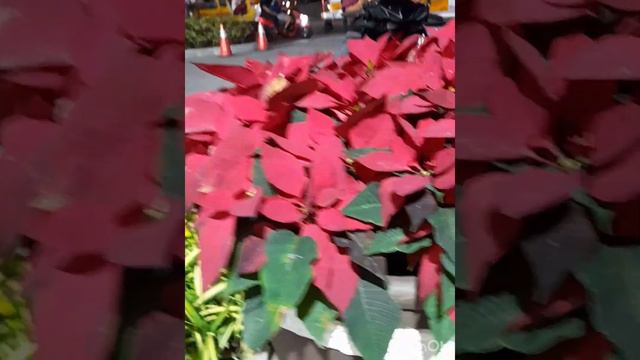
[
  {"xmin": 257, "ymin": 0, "xmax": 313, "ymax": 40},
  {"xmin": 347, "ymin": 0, "xmax": 445, "ymax": 40}
]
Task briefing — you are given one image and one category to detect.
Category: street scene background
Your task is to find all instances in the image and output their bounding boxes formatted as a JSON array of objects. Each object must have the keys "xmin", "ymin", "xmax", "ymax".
[{"xmin": 186, "ymin": 0, "xmax": 345, "ymax": 93}]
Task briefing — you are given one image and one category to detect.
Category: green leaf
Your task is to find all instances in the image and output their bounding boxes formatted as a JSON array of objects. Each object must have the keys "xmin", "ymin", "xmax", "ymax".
[
  {"xmin": 290, "ymin": 109, "xmax": 307, "ymax": 123},
  {"xmin": 253, "ymin": 157, "xmax": 275, "ymax": 196},
  {"xmin": 571, "ymin": 189, "xmax": 615, "ymax": 235},
  {"xmin": 345, "ymin": 147, "xmax": 391, "ymax": 159},
  {"xmin": 426, "ymin": 184, "xmax": 445, "ymax": 203},
  {"xmin": 423, "ymin": 293, "xmax": 454, "ymax": 346},
  {"xmin": 300, "ymin": 299, "xmax": 338, "ymax": 345},
  {"xmin": 223, "ymin": 273, "xmax": 259, "ymax": 296},
  {"xmin": 501, "ymin": 318, "xmax": 586, "ymax": 354},
  {"xmin": 440, "ymin": 271, "xmax": 455, "ymax": 313},
  {"xmin": 440, "ymin": 252, "xmax": 455, "ymax": 278},
  {"xmin": 574, "ymin": 245, "xmax": 640, "ymax": 360},
  {"xmin": 159, "ymin": 127, "xmax": 184, "ymax": 198},
  {"xmin": 344, "ymin": 280, "xmax": 401, "ymax": 360},
  {"xmin": 365, "ymin": 228, "xmax": 406, "ymax": 255},
  {"xmin": 395, "ymin": 238, "xmax": 433, "ymax": 254},
  {"xmin": 426, "ymin": 207, "xmax": 455, "ymax": 258},
  {"xmin": 260, "ymin": 230, "xmax": 317, "ymax": 308},
  {"xmin": 242, "ymin": 296, "xmax": 282, "ymax": 351},
  {"xmin": 343, "ymin": 182, "xmax": 383, "ymax": 226},
  {"xmin": 456, "ymin": 294, "xmax": 522, "ymax": 354}
]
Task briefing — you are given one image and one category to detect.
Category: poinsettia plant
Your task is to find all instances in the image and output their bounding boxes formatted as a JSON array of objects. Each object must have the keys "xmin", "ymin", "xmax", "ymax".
[
  {"xmin": 457, "ymin": 0, "xmax": 639, "ymax": 359},
  {"xmin": 185, "ymin": 21, "xmax": 456, "ymax": 360}
]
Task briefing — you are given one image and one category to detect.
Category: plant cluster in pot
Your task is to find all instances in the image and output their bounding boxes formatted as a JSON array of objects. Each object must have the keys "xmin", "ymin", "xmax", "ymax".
[{"xmin": 185, "ymin": 21, "xmax": 455, "ymax": 360}]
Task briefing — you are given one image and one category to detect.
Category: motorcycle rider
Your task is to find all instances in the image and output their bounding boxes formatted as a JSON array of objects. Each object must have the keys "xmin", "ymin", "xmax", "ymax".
[{"xmin": 260, "ymin": 0, "xmax": 293, "ymax": 31}]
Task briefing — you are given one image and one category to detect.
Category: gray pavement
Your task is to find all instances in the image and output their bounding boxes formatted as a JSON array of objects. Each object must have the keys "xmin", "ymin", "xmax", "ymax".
[
  {"xmin": 186, "ymin": 0, "xmax": 348, "ymax": 94},
  {"xmin": 185, "ymin": 32, "xmax": 345, "ymax": 94}
]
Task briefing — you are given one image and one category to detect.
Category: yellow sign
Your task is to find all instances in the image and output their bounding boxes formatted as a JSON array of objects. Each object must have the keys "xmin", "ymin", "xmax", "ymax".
[
  {"xmin": 430, "ymin": 0, "xmax": 448, "ymax": 12},
  {"xmin": 329, "ymin": 2, "xmax": 342, "ymax": 11}
]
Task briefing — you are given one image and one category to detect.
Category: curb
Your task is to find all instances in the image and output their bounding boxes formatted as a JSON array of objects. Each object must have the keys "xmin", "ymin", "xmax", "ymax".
[{"xmin": 186, "ymin": 42, "xmax": 256, "ymax": 60}]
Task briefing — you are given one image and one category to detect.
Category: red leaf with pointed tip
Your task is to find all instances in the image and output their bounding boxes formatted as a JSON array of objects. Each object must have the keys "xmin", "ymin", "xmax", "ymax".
[
  {"xmin": 316, "ymin": 208, "xmax": 372, "ymax": 232},
  {"xmin": 502, "ymin": 28, "xmax": 565, "ymax": 101},
  {"xmin": 199, "ymin": 216, "xmax": 236, "ymax": 289},
  {"xmin": 307, "ymin": 109, "xmax": 336, "ymax": 144},
  {"xmin": 473, "ymin": 0, "xmax": 586, "ymax": 25},
  {"xmin": 386, "ymin": 95, "xmax": 432, "ymax": 115},
  {"xmin": 380, "ymin": 177, "xmax": 406, "ymax": 226},
  {"xmin": 231, "ymin": 189, "xmax": 263, "ymax": 218},
  {"xmin": 496, "ymin": 168, "xmax": 581, "ymax": 219},
  {"xmin": 261, "ymin": 145, "xmax": 308, "ymax": 198},
  {"xmin": 588, "ymin": 145, "xmax": 640, "ymax": 203},
  {"xmin": 314, "ymin": 71, "xmax": 357, "ymax": 102},
  {"xmin": 362, "ymin": 64, "xmax": 430, "ymax": 98},
  {"xmin": 349, "ymin": 113, "xmax": 395, "ymax": 149},
  {"xmin": 433, "ymin": 166, "xmax": 455, "ymax": 190},
  {"xmin": 588, "ymin": 103, "xmax": 640, "ymax": 167},
  {"xmin": 424, "ymin": 88, "xmax": 455, "ymax": 109},
  {"xmin": 393, "ymin": 175, "xmax": 431, "ymax": 196},
  {"xmin": 237, "ymin": 236, "xmax": 267, "ymax": 274},
  {"xmin": 32, "ymin": 262, "xmax": 122, "ymax": 360},
  {"xmin": 295, "ymin": 91, "xmax": 338, "ymax": 109},
  {"xmin": 132, "ymin": 312, "xmax": 184, "ymax": 360},
  {"xmin": 395, "ymin": 117, "xmax": 423, "ymax": 147},
  {"xmin": 347, "ymin": 36, "xmax": 385, "ymax": 66},
  {"xmin": 356, "ymin": 151, "xmax": 412, "ymax": 172},
  {"xmin": 301, "ymin": 224, "xmax": 358, "ymax": 314},
  {"xmin": 392, "ymin": 34, "xmax": 420, "ymax": 59},
  {"xmin": 309, "ymin": 137, "xmax": 349, "ymax": 207},
  {"xmin": 418, "ymin": 118, "xmax": 455, "ymax": 138},
  {"xmin": 185, "ymin": 93, "xmax": 234, "ymax": 136},
  {"xmin": 200, "ymin": 125, "xmax": 259, "ymax": 194},
  {"xmin": 460, "ymin": 173, "xmax": 523, "ymax": 291},
  {"xmin": 225, "ymin": 94, "xmax": 268, "ymax": 122},
  {"xmin": 432, "ymin": 148, "xmax": 455, "ymax": 175},
  {"xmin": 560, "ymin": 35, "xmax": 640, "ymax": 80},
  {"xmin": 418, "ymin": 246, "xmax": 442, "ymax": 301},
  {"xmin": 107, "ymin": 198, "xmax": 182, "ymax": 268},
  {"xmin": 271, "ymin": 134, "xmax": 314, "ymax": 160},
  {"xmin": 260, "ymin": 197, "xmax": 303, "ymax": 223},
  {"xmin": 194, "ymin": 63, "xmax": 261, "ymax": 88}
]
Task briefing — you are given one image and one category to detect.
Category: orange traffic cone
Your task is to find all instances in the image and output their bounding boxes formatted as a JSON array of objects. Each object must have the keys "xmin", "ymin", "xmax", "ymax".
[
  {"xmin": 218, "ymin": 24, "xmax": 232, "ymax": 57},
  {"xmin": 256, "ymin": 22, "xmax": 268, "ymax": 51}
]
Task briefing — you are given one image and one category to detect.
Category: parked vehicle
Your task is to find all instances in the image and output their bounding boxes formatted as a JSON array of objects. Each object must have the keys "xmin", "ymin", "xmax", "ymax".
[
  {"xmin": 323, "ymin": 0, "xmax": 453, "ymax": 32},
  {"xmin": 348, "ymin": 0, "xmax": 432, "ymax": 40},
  {"xmin": 190, "ymin": 0, "xmax": 259, "ymax": 22},
  {"xmin": 257, "ymin": 0, "xmax": 312, "ymax": 39}
]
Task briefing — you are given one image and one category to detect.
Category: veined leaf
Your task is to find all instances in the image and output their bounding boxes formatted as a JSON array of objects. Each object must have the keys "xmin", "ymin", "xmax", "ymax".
[
  {"xmin": 571, "ymin": 189, "xmax": 615, "ymax": 235},
  {"xmin": 501, "ymin": 318, "xmax": 586, "ymax": 354},
  {"xmin": 426, "ymin": 207, "xmax": 455, "ymax": 259},
  {"xmin": 396, "ymin": 238, "xmax": 432, "ymax": 254},
  {"xmin": 345, "ymin": 147, "xmax": 391, "ymax": 160},
  {"xmin": 344, "ymin": 280, "xmax": 401, "ymax": 360},
  {"xmin": 574, "ymin": 245, "xmax": 640, "ymax": 360},
  {"xmin": 424, "ymin": 293, "xmax": 455, "ymax": 347},
  {"xmin": 260, "ymin": 230, "xmax": 317, "ymax": 308},
  {"xmin": 364, "ymin": 229, "xmax": 405, "ymax": 255},
  {"xmin": 300, "ymin": 298, "xmax": 338, "ymax": 345},
  {"xmin": 456, "ymin": 294, "xmax": 522, "ymax": 354},
  {"xmin": 242, "ymin": 296, "xmax": 281, "ymax": 351},
  {"xmin": 343, "ymin": 182, "xmax": 383, "ymax": 226},
  {"xmin": 253, "ymin": 158, "xmax": 275, "ymax": 196},
  {"xmin": 290, "ymin": 109, "xmax": 307, "ymax": 123}
]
